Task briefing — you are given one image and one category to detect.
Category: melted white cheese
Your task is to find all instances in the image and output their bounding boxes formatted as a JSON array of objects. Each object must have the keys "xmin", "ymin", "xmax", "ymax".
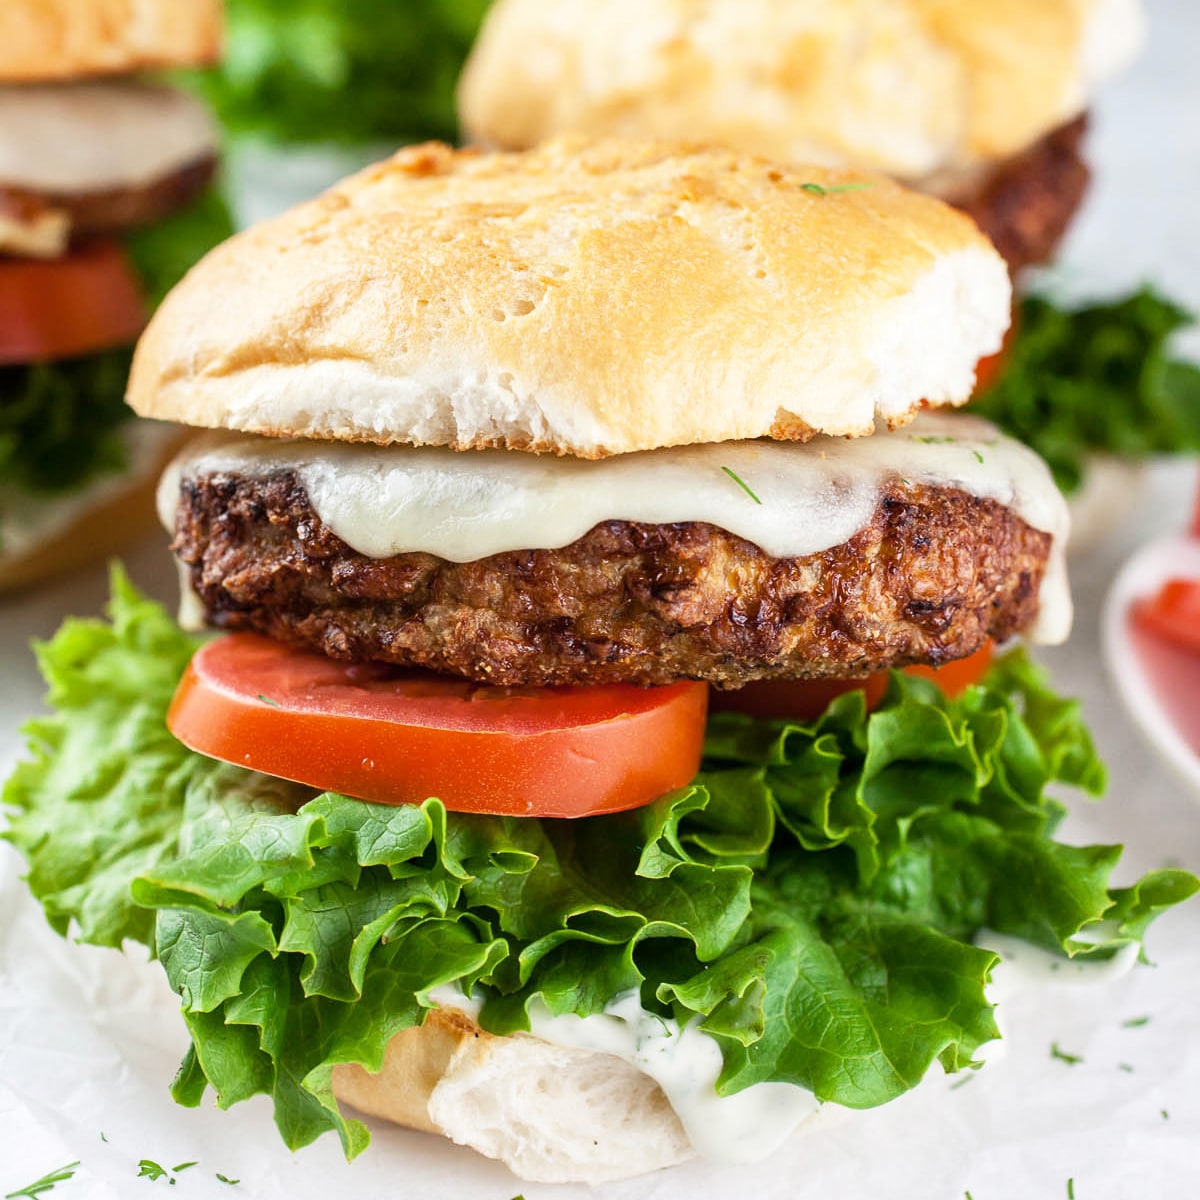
[
  {"xmin": 0, "ymin": 82, "xmax": 215, "ymax": 193},
  {"xmin": 162, "ymin": 411, "xmax": 1073, "ymax": 644}
]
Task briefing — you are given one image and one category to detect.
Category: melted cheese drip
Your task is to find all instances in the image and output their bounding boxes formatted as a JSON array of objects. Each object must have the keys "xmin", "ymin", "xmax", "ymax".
[
  {"xmin": 161, "ymin": 411, "xmax": 1072, "ymax": 644},
  {"xmin": 0, "ymin": 82, "xmax": 215, "ymax": 193}
]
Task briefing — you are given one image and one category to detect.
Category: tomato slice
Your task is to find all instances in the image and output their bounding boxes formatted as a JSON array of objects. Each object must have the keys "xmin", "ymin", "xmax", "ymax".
[
  {"xmin": 972, "ymin": 305, "xmax": 1020, "ymax": 396},
  {"xmin": 1133, "ymin": 579, "xmax": 1200, "ymax": 657},
  {"xmin": 0, "ymin": 241, "xmax": 146, "ymax": 365},
  {"xmin": 904, "ymin": 640, "xmax": 994, "ymax": 697},
  {"xmin": 168, "ymin": 634, "xmax": 709, "ymax": 818},
  {"xmin": 710, "ymin": 642, "xmax": 995, "ymax": 721}
]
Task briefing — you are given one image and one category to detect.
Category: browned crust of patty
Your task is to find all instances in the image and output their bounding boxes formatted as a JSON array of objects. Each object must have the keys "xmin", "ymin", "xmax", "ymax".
[
  {"xmin": 173, "ymin": 471, "xmax": 1051, "ymax": 688},
  {"xmin": 948, "ymin": 115, "xmax": 1089, "ymax": 277},
  {"xmin": 0, "ymin": 152, "xmax": 216, "ymax": 242}
]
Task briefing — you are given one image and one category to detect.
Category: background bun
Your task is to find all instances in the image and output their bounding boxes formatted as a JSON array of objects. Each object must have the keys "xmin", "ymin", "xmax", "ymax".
[
  {"xmin": 129, "ymin": 138, "xmax": 1010, "ymax": 457},
  {"xmin": 0, "ymin": 0, "xmax": 222, "ymax": 82},
  {"xmin": 459, "ymin": 0, "xmax": 1145, "ymax": 179},
  {"xmin": 331, "ymin": 1007, "xmax": 693, "ymax": 1184}
]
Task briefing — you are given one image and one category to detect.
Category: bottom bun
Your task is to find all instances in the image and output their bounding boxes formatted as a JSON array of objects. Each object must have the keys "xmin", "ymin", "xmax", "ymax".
[
  {"xmin": 331, "ymin": 1007, "xmax": 694, "ymax": 1184},
  {"xmin": 0, "ymin": 422, "xmax": 185, "ymax": 594}
]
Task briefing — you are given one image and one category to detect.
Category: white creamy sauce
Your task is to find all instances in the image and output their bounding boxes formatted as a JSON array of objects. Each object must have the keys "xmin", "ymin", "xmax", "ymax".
[
  {"xmin": 427, "ymin": 932, "xmax": 1138, "ymax": 1163},
  {"xmin": 163, "ymin": 410, "xmax": 1073, "ymax": 643},
  {"xmin": 0, "ymin": 82, "xmax": 216, "ymax": 193},
  {"xmin": 424, "ymin": 985, "xmax": 824, "ymax": 1164}
]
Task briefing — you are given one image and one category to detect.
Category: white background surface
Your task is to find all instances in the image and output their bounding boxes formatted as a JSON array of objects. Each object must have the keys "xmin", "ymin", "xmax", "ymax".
[{"xmin": 2, "ymin": 1, "xmax": 1200, "ymax": 1196}]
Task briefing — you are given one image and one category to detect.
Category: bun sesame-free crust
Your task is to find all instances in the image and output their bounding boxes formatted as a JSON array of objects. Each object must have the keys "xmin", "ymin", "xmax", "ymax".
[
  {"xmin": 459, "ymin": 0, "xmax": 1144, "ymax": 179},
  {"xmin": 129, "ymin": 139, "xmax": 1010, "ymax": 457},
  {"xmin": 0, "ymin": 0, "xmax": 222, "ymax": 82}
]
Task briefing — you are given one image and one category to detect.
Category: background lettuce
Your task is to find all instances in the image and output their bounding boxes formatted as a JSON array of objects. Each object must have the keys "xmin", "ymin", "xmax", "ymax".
[
  {"xmin": 5, "ymin": 575, "xmax": 1196, "ymax": 1157},
  {"xmin": 974, "ymin": 288, "xmax": 1200, "ymax": 494}
]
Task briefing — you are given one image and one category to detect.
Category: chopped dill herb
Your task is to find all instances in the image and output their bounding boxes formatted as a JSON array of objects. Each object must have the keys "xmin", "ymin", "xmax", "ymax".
[
  {"xmin": 1118, "ymin": 1063, "xmax": 1135, "ymax": 1074},
  {"xmin": 215, "ymin": 1176, "xmax": 240, "ymax": 1187},
  {"xmin": 721, "ymin": 466, "xmax": 763, "ymax": 505},
  {"xmin": 5, "ymin": 1163, "xmax": 81, "ymax": 1200},
  {"xmin": 257, "ymin": 695, "xmax": 280, "ymax": 708},
  {"xmin": 1122, "ymin": 1016, "xmax": 1151, "ymax": 1028},
  {"xmin": 1051, "ymin": 1043, "xmax": 1083, "ymax": 1066},
  {"xmin": 137, "ymin": 1162, "xmax": 169, "ymax": 1183},
  {"xmin": 1068, "ymin": 1179, "xmax": 1076, "ymax": 1200},
  {"xmin": 800, "ymin": 182, "xmax": 875, "ymax": 196}
]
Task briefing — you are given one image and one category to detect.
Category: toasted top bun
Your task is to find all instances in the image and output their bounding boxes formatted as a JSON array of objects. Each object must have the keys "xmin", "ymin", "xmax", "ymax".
[
  {"xmin": 459, "ymin": 0, "xmax": 1145, "ymax": 180},
  {"xmin": 0, "ymin": 0, "xmax": 222, "ymax": 82},
  {"xmin": 130, "ymin": 139, "xmax": 1009, "ymax": 457}
]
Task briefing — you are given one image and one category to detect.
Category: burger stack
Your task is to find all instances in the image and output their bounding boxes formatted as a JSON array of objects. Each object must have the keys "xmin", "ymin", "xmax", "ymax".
[{"xmin": 0, "ymin": 0, "xmax": 228, "ymax": 590}]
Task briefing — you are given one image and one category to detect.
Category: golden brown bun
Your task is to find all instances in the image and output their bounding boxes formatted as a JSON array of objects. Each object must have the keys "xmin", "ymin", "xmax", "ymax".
[
  {"xmin": 331, "ymin": 1007, "xmax": 693, "ymax": 1184},
  {"xmin": 459, "ymin": 0, "xmax": 1144, "ymax": 178},
  {"xmin": 0, "ymin": 0, "xmax": 222, "ymax": 82},
  {"xmin": 129, "ymin": 138, "xmax": 1010, "ymax": 457},
  {"xmin": 0, "ymin": 425, "xmax": 184, "ymax": 594}
]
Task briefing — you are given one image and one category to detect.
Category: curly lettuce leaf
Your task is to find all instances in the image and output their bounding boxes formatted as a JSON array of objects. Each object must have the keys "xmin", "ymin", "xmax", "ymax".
[
  {"xmin": 191, "ymin": 0, "xmax": 491, "ymax": 146},
  {"xmin": 973, "ymin": 288, "xmax": 1200, "ymax": 494},
  {"xmin": 4, "ymin": 574, "xmax": 1196, "ymax": 1157},
  {"xmin": 0, "ymin": 349, "xmax": 133, "ymax": 499}
]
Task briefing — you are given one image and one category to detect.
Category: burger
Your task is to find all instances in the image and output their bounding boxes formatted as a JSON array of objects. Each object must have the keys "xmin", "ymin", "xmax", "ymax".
[
  {"xmin": 0, "ymin": 0, "xmax": 231, "ymax": 591},
  {"xmin": 5, "ymin": 140, "xmax": 1194, "ymax": 1184},
  {"xmin": 457, "ymin": 0, "xmax": 1145, "ymax": 278}
]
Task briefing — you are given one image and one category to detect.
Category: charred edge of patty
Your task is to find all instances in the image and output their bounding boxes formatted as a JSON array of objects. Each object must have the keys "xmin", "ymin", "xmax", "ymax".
[
  {"xmin": 0, "ymin": 152, "xmax": 217, "ymax": 241},
  {"xmin": 171, "ymin": 470, "xmax": 1052, "ymax": 689},
  {"xmin": 948, "ymin": 115, "xmax": 1090, "ymax": 277}
]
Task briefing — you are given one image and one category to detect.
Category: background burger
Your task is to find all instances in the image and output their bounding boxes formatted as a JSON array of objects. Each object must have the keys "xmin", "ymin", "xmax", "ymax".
[
  {"xmin": 0, "ymin": 0, "xmax": 232, "ymax": 592},
  {"xmin": 6, "ymin": 139, "xmax": 1195, "ymax": 1184},
  {"xmin": 457, "ymin": 0, "xmax": 1200, "ymax": 533}
]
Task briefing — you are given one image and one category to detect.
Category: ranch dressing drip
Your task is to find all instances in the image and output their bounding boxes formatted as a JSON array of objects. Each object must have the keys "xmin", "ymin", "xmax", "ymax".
[
  {"xmin": 425, "ymin": 936, "xmax": 1137, "ymax": 1163},
  {"xmin": 161, "ymin": 411, "xmax": 1072, "ymax": 643},
  {"xmin": 424, "ymin": 985, "xmax": 825, "ymax": 1164}
]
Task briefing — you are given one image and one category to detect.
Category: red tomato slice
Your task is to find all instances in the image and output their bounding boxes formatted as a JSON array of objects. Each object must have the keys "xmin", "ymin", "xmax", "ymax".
[
  {"xmin": 0, "ymin": 241, "xmax": 146, "ymax": 365},
  {"xmin": 972, "ymin": 305, "xmax": 1020, "ymax": 396},
  {"xmin": 710, "ymin": 642, "xmax": 995, "ymax": 721},
  {"xmin": 904, "ymin": 640, "xmax": 995, "ymax": 697},
  {"xmin": 168, "ymin": 634, "xmax": 709, "ymax": 818},
  {"xmin": 1133, "ymin": 579, "xmax": 1200, "ymax": 657}
]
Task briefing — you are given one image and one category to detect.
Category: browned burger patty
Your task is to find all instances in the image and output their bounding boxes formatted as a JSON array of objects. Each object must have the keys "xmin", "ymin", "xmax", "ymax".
[
  {"xmin": 172, "ymin": 471, "xmax": 1051, "ymax": 689},
  {"xmin": 944, "ymin": 115, "xmax": 1089, "ymax": 276},
  {"xmin": 0, "ymin": 152, "xmax": 217, "ymax": 241}
]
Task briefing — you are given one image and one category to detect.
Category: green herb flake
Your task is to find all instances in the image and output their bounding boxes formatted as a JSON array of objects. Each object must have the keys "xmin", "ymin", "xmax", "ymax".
[
  {"xmin": 799, "ymin": 181, "xmax": 875, "ymax": 196},
  {"xmin": 1162, "ymin": 1110, "xmax": 1170, "ymax": 1121},
  {"xmin": 972, "ymin": 450, "xmax": 985, "ymax": 464},
  {"xmin": 1122, "ymin": 1015, "xmax": 1151, "ymax": 1028},
  {"xmin": 1118, "ymin": 1063, "xmax": 1135, "ymax": 1074},
  {"xmin": 949, "ymin": 1074, "xmax": 976, "ymax": 1091},
  {"xmin": 1051, "ymin": 1043, "xmax": 1083, "ymax": 1066},
  {"xmin": 912, "ymin": 435, "xmax": 957, "ymax": 445},
  {"xmin": 170, "ymin": 1164, "xmax": 197, "ymax": 1175},
  {"xmin": 99, "ymin": 1134, "xmax": 107, "ymax": 1144},
  {"xmin": 137, "ymin": 1162, "xmax": 169, "ymax": 1183},
  {"xmin": 257, "ymin": 695, "xmax": 281, "ymax": 708},
  {"xmin": 215, "ymin": 1177, "xmax": 240, "ymax": 1187},
  {"xmin": 5, "ymin": 1163, "xmax": 81, "ymax": 1200},
  {"xmin": 965, "ymin": 1192, "xmax": 975, "ymax": 1200},
  {"xmin": 1068, "ymin": 1179, "xmax": 1076, "ymax": 1200},
  {"xmin": 721, "ymin": 466, "xmax": 763, "ymax": 505}
]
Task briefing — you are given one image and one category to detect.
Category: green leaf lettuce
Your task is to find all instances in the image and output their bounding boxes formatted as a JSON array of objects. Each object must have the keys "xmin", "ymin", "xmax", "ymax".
[{"xmin": 4, "ymin": 573, "xmax": 1196, "ymax": 1157}]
